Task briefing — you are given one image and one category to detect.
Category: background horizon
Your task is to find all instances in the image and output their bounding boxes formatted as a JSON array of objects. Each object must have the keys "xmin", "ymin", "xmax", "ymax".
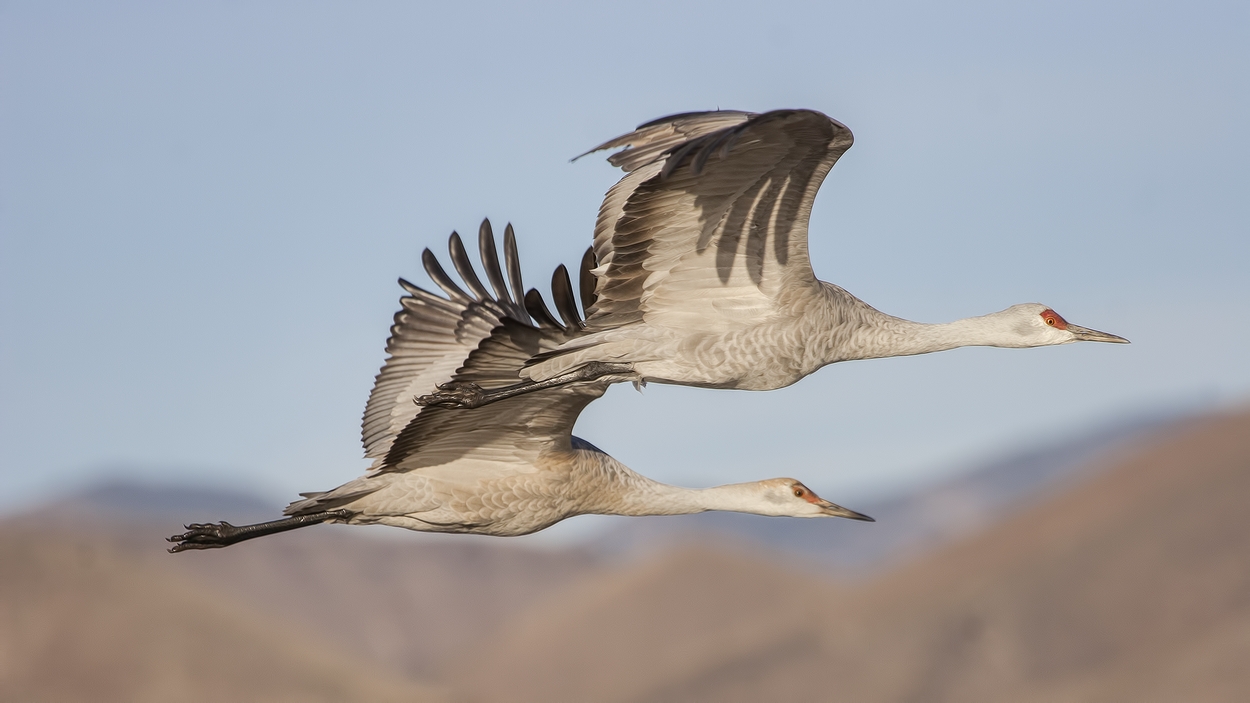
[{"xmin": 2, "ymin": 1, "xmax": 1248, "ymax": 520}]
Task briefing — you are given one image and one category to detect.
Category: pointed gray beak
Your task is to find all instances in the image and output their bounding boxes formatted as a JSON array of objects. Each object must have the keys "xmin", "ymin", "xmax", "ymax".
[
  {"xmin": 817, "ymin": 499, "xmax": 875, "ymax": 522},
  {"xmin": 1067, "ymin": 324, "xmax": 1130, "ymax": 344}
]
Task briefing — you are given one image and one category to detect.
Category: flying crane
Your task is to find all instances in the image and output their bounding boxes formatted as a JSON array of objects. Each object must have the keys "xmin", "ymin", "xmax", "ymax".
[{"xmin": 418, "ymin": 109, "xmax": 1128, "ymax": 411}]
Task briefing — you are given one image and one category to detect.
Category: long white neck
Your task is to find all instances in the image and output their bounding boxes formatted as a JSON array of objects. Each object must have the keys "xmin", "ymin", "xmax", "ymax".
[
  {"xmin": 612, "ymin": 480, "xmax": 775, "ymax": 517},
  {"xmin": 814, "ymin": 286, "xmax": 1027, "ymax": 363},
  {"xmin": 854, "ymin": 315, "xmax": 1022, "ymax": 358},
  {"xmin": 574, "ymin": 452, "xmax": 775, "ymax": 518}
]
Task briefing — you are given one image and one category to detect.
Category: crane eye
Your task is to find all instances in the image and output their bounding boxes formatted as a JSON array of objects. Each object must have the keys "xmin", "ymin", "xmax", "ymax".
[{"xmin": 1040, "ymin": 309, "xmax": 1068, "ymax": 330}]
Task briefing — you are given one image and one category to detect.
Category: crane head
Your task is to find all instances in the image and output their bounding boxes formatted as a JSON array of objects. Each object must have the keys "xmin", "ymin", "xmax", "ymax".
[
  {"xmin": 756, "ymin": 479, "xmax": 875, "ymax": 521},
  {"xmin": 994, "ymin": 303, "xmax": 1130, "ymax": 347}
]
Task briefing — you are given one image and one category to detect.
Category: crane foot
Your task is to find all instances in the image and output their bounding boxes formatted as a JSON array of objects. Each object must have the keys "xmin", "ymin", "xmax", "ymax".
[
  {"xmin": 166, "ymin": 509, "xmax": 354, "ymax": 553},
  {"xmin": 416, "ymin": 381, "xmax": 488, "ymax": 409},
  {"xmin": 167, "ymin": 521, "xmax": 243, "ymax": 552}
]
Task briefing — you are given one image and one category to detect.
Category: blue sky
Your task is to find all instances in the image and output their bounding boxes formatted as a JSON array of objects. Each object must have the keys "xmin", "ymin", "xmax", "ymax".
[{"xmin": 2, "ymin": 1, "xmax": 1247, "ymax": 521}]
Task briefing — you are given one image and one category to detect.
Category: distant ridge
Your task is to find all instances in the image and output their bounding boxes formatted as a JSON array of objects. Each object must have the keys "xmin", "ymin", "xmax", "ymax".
[
  {"xmin": 0, "ymin": 525, "xmax": 446, "ymax": 703},
  {"xmin": 36, "ymin": 480, "xmax": 278, "ymax": 524},
  {"xmin": 4, "ymin": 406, "xmax": 1244, "ymax": 701}
]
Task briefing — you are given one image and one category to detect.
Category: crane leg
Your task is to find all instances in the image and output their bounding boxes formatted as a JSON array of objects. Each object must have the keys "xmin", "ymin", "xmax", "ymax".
[
  {"xmin": 416, "ymin": 361, "xmax": 634, "ymax": 409},
  {"xmin": 166, "ymin": 509, "xmax": 354, "ymax": 553}
]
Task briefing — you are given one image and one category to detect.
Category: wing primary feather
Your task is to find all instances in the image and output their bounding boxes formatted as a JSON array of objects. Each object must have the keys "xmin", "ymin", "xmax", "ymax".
[
  {"xmin": 525, "ymin": 288, "xmax": 565, "ymax": 331},
  {"xmin": 396, "ymin": 277, "xmax": 428, "ymax": 297},
  {"xmin": 550, "ymin": 264, "xmax": 582, "ymax": 329},
  {"xmin": 421, "ymin": 248, "xmax": 472, "ymax": 304},
  {"xmin": 477, "ymin": 219, "xmax": 512, "ymax": 308},
  {"xmin": 503, "ymin": 223, "xmax": 527, "ymax": 313},
  {"xmin": 397, "ymin": 277, "xmax": 458, "ymax": 309},
  {"xmin": 578, "ymin": 247, "xmax": 597, "ymax": 316},
  {"xmin": 397, "ymin": 280, "xmax": 461, "ymax": 314},
  {"xmin": 449, "ymin": 232, "xmax": 491, "ymax": 302}
]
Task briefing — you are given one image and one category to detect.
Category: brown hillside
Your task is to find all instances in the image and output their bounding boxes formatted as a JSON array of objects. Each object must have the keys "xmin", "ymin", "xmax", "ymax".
[
  {"xmin": 452, "ymin": 546, "xmax": 846, "ymax": 703},
  {"xmin": 16, "ymin": 495, "xmax": 605, "ymax": 681},
  {"xmin": 152, "ymin": 530, "xmax": 601, "ymax": 679},
  {"xmin": 0, "ymin": 528, "xmax": 446, "ymax": 703},
  {"xmin": 451, "ymin": 408, "xmax": 1250, "ymax": 703}
]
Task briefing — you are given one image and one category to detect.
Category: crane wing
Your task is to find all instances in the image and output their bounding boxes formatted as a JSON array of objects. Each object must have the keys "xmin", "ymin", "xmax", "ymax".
[
  {"xmin": 586, "ymin": 109, "xmax": 853, "ymax": 333},
  {"xmin": 360, "ymin": 220, "xmax": 530, "ymax": 460},
  {"xmin": 377, "ymin": 260, "xmax": 602, "ymax": 473}
]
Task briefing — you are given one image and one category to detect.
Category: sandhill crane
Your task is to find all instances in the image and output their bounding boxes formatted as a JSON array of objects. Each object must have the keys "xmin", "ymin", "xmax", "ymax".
[
  {"xmin": 167, "ymin": 222, "xmax": 871, "ymax": 552},
  {"xmin": 418, "ymin": 109, "xmax": 1128, "ymax": 410}
]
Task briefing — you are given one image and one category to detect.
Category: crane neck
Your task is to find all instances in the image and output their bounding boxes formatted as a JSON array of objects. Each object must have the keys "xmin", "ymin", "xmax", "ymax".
[
  {"xmin": 610, "ymin": 480, "xmax": 777, "ymax": 517},
  {"xmin": 572, "ymin": 449, "xmax": 778, "ymax": 517},
  {"xmin": 813, "ymin": 286, "xmax": 1024, "ymax": 363},
  {"xmin": 856, "ymin": 315, "xmax": 1017, "ymax": 359}
]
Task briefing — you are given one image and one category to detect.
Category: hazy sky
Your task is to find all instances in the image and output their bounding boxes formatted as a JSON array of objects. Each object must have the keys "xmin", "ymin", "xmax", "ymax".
[{"xmin": 2, "ymin": 1, "xmax": 1247, "ymax": 521}]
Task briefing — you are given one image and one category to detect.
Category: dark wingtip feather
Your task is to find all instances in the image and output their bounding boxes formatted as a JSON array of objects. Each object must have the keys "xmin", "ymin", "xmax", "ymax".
[
  {"xmin": 503, "ymin": 224, "xmax": 526, "ymax": 313},
  {"xmin": 448, "ymin": 231, "xmax": 491, "ymax": 302},
  {"xmin": 550, "ymin": 264, "xmax": 582, "ymax": 329},
  {"xmin": 397, "ymin": 277, "xmax": 428, "ymax": 297},
  {"xmin": 397, "ymin": 276, "xmax": 461, "ymax": 313},
  {"xmin": 477, "ymin": 219, "xmax": 513, "ymax": 307},
  {"xmin": 422, "ymin": 247, "xmax": 472, "ymax": 304},
  {"xmin": 579, "ymin": 247, "xmax": 597, "ymax": 316},
  {"xmin": 525, "ymin": 288, "xmax": 565, "ymax": 331}
]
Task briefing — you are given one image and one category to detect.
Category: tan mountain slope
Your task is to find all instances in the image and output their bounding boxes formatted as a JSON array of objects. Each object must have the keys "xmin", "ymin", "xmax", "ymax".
[
  {"xmin": 0, "ymin": 527, "xmax": 446, "ymax": 703},
  {"xmin": 21, "ymin": 487, "xmax": 604, "ymax": 681},
  {"xmin": 128, "ymin": 527, "xmax": 598, "ymax": 679},
  {"xmin": 801, "ymin": 407, "xmax": 1250, "ymax": 703},
  {"xmin": 451, "ymin": 545, "xmax": 846, "ymax": 702},
  {"xmin": 451, "ymin": 408, "xmax": 1250, "ymax": 703}
]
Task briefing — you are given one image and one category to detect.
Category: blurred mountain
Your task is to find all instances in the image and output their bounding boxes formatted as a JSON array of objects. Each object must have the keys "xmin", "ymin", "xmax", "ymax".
[
  {"xmin": 3, "ymin": 405, "xmax": 1245, "ymax": 701},
  {"xmin": 450, "ymin": 408, "xmax": 1250, "ymax": 703},
  {"xmin": 4, "ymin": 504, "xmax": 604, "ymax": 682},
  {"xmin": 40, "ymin": 480, "xmax": 278, "ymax": 524},
  {"xmin": 0, "ymin": 525, "xmax": 445, "ymax": 703}
]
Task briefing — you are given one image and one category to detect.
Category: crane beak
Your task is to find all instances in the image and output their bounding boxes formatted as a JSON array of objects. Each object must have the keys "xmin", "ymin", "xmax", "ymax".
[
  {"xmin": 817, "ymin": 499, "xmax": 875, "ymax": 522},
  {"xmin": 1067, "ymin": 324, "xmax": 1130, "ymax": 344}
]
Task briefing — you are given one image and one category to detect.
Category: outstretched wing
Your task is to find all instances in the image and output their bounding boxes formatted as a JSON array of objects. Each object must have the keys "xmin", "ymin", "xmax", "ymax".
[
  {"xmin": 378, "ymin": 261, "xmax": 602, "ymax": 473},
  {"xmin": 585, "ymin": 109, "xmax": 853, "ymax": 333},
  {"xmin": 361, "ymin": 219, "xmax": 530, "ymax": 460}
]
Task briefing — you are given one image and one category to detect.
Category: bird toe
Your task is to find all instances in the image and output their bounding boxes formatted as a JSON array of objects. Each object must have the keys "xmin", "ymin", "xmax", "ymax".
[{"xmin": 415, "ymin": 383, "xmax": 486, "ymax": 409}]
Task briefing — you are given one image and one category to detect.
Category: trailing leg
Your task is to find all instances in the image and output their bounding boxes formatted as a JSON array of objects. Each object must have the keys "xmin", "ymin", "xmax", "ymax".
[
  {"xmin": 166, "ymin": 509, "xmax": 354, "ymax": 553},
  {"xmin": 416, "ymin": 361, "xmax": 634, "ymax": 409}
]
